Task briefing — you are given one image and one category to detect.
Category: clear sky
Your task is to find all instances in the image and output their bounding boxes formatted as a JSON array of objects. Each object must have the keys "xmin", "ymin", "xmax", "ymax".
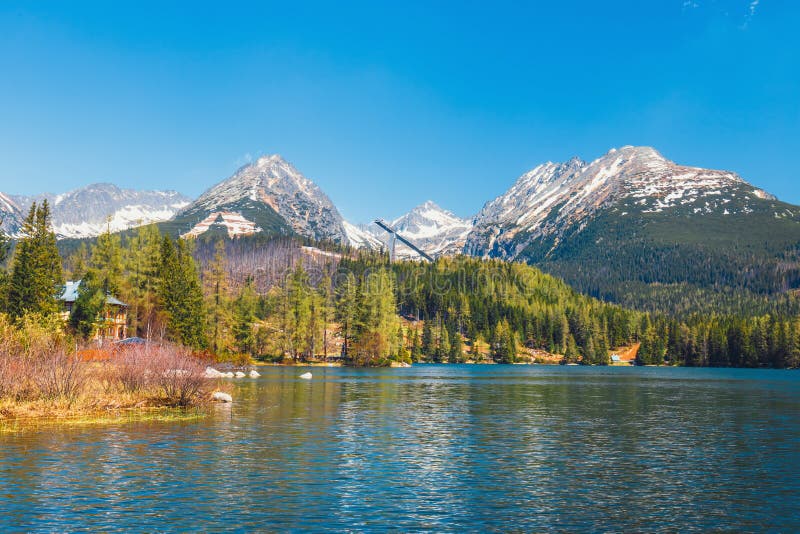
[{"xmin": 0, "ymin": 0, "xmax": 797, "ymax": 223}]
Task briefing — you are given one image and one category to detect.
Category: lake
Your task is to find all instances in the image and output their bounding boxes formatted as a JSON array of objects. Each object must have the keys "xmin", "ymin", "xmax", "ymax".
[{"xmin": 1, "ymin": 365, "xmax": 799, "ymax": 532}]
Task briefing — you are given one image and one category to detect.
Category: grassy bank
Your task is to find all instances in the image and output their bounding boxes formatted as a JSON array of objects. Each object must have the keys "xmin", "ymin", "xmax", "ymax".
[{"xmin": 0, "ymin": 341, "xmax": 222, "ymax": 424}]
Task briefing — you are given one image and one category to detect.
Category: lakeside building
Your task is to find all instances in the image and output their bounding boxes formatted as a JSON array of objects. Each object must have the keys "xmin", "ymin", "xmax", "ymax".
[{"xmin": 59, "ymin": 280, "xmax": 129, "ymax": 340}]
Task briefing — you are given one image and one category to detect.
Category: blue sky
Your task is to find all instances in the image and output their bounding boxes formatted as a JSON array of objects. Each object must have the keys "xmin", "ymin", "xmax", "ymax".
[{"xmin": 0, "ymin": 0, "xmax": 797, "ymax": 223}]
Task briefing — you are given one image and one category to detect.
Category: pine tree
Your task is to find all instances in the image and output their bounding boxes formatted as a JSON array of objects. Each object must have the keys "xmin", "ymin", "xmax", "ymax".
[
  {"xmin": 0, "ymin": 225, "xmax": 8, "ymax": 312},
  {"xmin": 421, "ymin": 319, "xmax": 435, "ymax": 361},
  {"xmin": 470, "ymin": 332, "xmax": 484, "ymax": 362},
  {"xmin": 0, "ymin": 224, "xmax": 8, "ymax": 266},
  {"xmin": 564, "ymin": 334, "xmax": 579, "ymax": 363},
  {"xmin": 158, "ymin": 236, "xmax": 207, "ymax": 349},
  {"xmin": 69, "ymin": 272, "xmax": 106, "ymax": 339},
  {"xmin": 288, "ymin": 263, "xmax": 311, "ymax": 360},
  {"xmin": 203, "ymin": 240, "xmax": 234, "ymax": 355},
  {"xmin": 396, "ymin": 325, "xmax": 411, "ymax": 363},
  {"xmin": 411, "ymin": 327, "xmax": 422, "ymax": 362},
  {"xmin": 437, "ymin": 323, "xmax": 450, "ymax": 363},
  {"xmin": 448, "ymin": 327, "xmax": 464, "ymax": 363},
  {"xmin": 492, "ymin": 319, "xmax": 516, "ymax": 363},
  {"xmin": 124, "ymin": 224, "xmax": 162, "ymax": 337},
  {"xmin": 318, "ymin": 272, "xmax": 335, "ymax": 360},
  {"xmin": 335, "ymin": 271, "xmax": 359, "ymax": 358},
  {"xmin": 353, "ymin": 268, "xmax": 398, "ymax": 363},
  {"xmin": 233, "ymin": 281, "xmax": 257, "ymax": 355},
  {"xmin": 65, "ymin": 243, "xmax": 90, "ymax": 282},
  {"xmin": 90, "ymin": 225, "xmax": 124, "ymax": 294},
  {"xmin": 7, "ymin": 201, "xmax": 64, "ymax": 319}
]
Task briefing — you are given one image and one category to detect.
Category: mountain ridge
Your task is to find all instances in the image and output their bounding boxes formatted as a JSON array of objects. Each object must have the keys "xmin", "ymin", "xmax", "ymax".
[{"xmin": 1, "ymin": 183, "xmax": 189, "ymax": 239}]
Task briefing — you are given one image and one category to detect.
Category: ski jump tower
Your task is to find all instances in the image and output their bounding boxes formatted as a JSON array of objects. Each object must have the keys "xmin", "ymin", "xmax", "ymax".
[{"xmin": 373, "ymin": 218, "xmax": 433, "ymax": 262}]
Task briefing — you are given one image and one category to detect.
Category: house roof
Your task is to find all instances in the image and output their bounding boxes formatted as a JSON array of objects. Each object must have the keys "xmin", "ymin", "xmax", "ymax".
[
  {"xmin": 59, "ymin": 280, "xmax": 128, "ymax": 307},
  {"xmin": 60, "ymin": 281, "xmax": 81, "ymax": 303}
]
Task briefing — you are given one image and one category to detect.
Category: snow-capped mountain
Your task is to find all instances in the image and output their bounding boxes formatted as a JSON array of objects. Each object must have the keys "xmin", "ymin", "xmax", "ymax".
[
  {"xmin": 342, "ymin": 220, "xmax": 385, "ymax": 250},
  {"xmin": 178, "ymin": 155, "xmax": 348, "ymax": 242},
  {"xmin": 7, "ymin": 184, "xmax": 190, "ymax": 239},
  {"xmin": 386, "ymin": 201, "xmax": 472, "ymax": 258},
  {"xmin": 344, "ymin": 201, "xmax": 472, "ymax": 259},
  {"xmin": 465, "ymin": 145, "xmax": 776, "ymax": 259},
  {"xmin": 0, "ymin": 192, "xmax": 23, "ymax": 236}
]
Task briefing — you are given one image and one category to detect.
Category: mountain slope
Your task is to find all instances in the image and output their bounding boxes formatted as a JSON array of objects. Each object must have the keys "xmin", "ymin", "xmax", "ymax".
[
  {"xmin": 345, "ymin": 201, "xmax": 473, "ymax": 259},
  {"xmin": 4, "ymin": 184, "xmax": 189, "ymax": 239},
  {"xmin": 385, "ymin": 200, "xmax": 472, "ymax": 258},
  {"xmin": 0, "ymin": 192, "xmax": 23, "ymax": 236},
  {"xmin": 465, "ymin": 146, "xmax": 800, "ymax": 311},
  {"xmin": 172, "ymin": 155, "xmax": 347, "ymax": 242},
  {"xmin": 342, "ymin": 220, "xmax": 385, "ymax": 250}
]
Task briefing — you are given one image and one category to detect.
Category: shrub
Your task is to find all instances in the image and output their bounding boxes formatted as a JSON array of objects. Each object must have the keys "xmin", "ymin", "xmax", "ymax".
[
  {"xmin": 114, "ymin": 344, "xmax": 209, "ymax": 407},
  {"xmin": 31, "ymin": 350, "xmax": 87, "ymax": 406}
]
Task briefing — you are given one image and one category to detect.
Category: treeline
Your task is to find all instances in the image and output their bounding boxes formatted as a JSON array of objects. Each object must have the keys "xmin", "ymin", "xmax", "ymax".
[
  {"xmin": 1, "ymin": 203, "xmax": 798, "ymax": 368},
  {"xmin": 0, "ymin": 202, "xmax": 212, "ymax": 352},
  {"xmin": 638, "ymin": 313, "xmax": 800, "ymax": 368}
]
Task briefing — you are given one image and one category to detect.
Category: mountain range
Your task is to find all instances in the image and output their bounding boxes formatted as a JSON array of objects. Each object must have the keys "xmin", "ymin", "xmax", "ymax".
[
  {"xmin": 0, "ymin": 184, "xmax": 189, "ymax": 239},
  {"xmin": 3, "ymin": 146, "xmax": 799, "ymax": 310}
]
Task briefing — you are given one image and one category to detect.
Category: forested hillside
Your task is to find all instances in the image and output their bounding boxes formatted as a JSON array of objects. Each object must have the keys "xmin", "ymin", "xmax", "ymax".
[
  {"xmin": 2, "ymin": 202, "xmax": 798, "ymax": 368},
  {"xmin": 525, "ymin": 190, "xmax": 800, "ymax": 317}
]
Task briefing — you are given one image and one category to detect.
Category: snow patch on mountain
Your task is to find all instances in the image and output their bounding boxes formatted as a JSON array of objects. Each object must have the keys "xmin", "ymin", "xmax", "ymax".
[
  {"xmin": 343, "ymin": 220, "xmax": 384, "ymax": 250},
  {"xmin": 352, "ymin": 201, "xmax": 472, "ymax": 258},
  {"xmin": 466, "ymin": 146, "xmax": 773, "ymax": 258},
  {"xmin": 190, "ymin": 155, "xmax": 346, "ymax": 243},
  {"xmin": 388, "ymin": 200, "xmax": 473, "ymax": 257},
  {"xmin": 182, "ymin": 212, "xmax": 262, "ymax": 239},
  {"xmin": 9, "ymin": 183, "xmax": 189, "ymax": 239},
  {"xmin": 0, "ymin": 192, "xmax": 22, "ymax": 236}
]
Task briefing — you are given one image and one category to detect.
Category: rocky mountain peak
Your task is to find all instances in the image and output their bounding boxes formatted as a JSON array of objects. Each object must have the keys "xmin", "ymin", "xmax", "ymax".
[
  {"xmin": 187, "ymin": 155, "xmax": 347, "ymax": 243},
  {"xmin": 2, "ymin": 184, "xmax": 190, "ymax": 239},
  {"xmin": 465, "ymin": 146, "xmax": 775, "ymax": 259}
]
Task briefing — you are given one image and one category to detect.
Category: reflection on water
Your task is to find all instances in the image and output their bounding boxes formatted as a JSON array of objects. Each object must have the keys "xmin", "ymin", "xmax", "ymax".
[{"xmin": 1, "ymin": 366, "xmax": 799, "ymax": 531}]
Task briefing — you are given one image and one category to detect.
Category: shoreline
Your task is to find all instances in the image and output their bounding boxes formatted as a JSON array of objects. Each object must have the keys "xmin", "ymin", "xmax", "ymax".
[{"xmin": 0, "ymin": 405, "xmax": 208, "ymax": 433}]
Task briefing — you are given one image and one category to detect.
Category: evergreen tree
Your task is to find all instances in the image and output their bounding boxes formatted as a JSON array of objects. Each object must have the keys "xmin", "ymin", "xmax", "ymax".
[
  {"xmin": 492, "ymin": 319, "xmax": 516, "ymax": 363},
  {"xmin": 436, "ymin": 323, "xmax": 450, "ymax": 363},
  {"xmin": 158, "ymin": 236, "xmax": 207, "ymax": 349},
  {"xmin": 318, "ymin": 272, "xmax": 335, "ymax": 360},
  {"xmin": 0, "ymin": 226, "xmax": 8, "ymax": 312},
  {"xmin": 287, "ymin": 263, "xmax": 311, "ymax": 360},
  {"xmin": 203, "ymin": 240, "xmax": 234, "ymax": 355},
  {"xmin": 448, "ymin": 327, "xmax": 464, "ymax": 363},
  {"xmin": 470, "ymin": 332, "xmax": 484, "ymax": 362},
  {"xmin": 352, "ymin": 268, "xmax": 398, "ymax": 364},
  {"xmin": 69, "ymin": 273, "xmax": 106, "ymax": 339},
  {"xmin": 233, "ymin": 281, "xmax": 258, "ymax": 355},
  {"xmin": 124, "ymin": 224, "xmax": 163, "ymax": 337},
  {"xmin": 410, "ymin": 327, "xmax": 422, "ymax": 362},
  {"xmin": 335, "ymin": 271, "xmax": 359, "ymax": 358},
  {"xmin": 397, "ymin": 325, "xmax": 411, "ymax": 363},
  {"xmin": 564, "ymin": 334, "xmax": 579, "ymax": 363},
  {"xmin": 7, "ymin": 201, "xmax": 64, "ymax": 319},
  {"xmin": 421, "ymin": 320, "xmax": 435, "ymax": 361},
  {"xmin": 90, "ymin": 226, "xmax": 124, "ymax": 294},
  {"xmin": 0, "ymin": 224, "xmax": 8, "ymax": 266}
]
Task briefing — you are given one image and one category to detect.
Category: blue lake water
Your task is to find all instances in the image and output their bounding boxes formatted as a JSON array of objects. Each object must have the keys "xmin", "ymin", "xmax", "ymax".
[{"xmin": 1, "ymin": 365, "xmax": 799, "ymax": 532}]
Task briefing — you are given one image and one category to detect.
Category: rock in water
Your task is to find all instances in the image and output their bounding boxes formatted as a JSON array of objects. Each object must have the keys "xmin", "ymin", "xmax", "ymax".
[
  {"xmin": 299, "ymin": 372, "xmax": 312, "ymax": 380},
  {"xmin": 204, "ymin": 367, "xmax": 224, "ymax": 379},
  {"xmin": 235, "ymin": 371, "xmax": 246, "ymax": 378},
  {"xmin": 212, "ymin": 391, "xmax": 233, "ymax": 403},
  {"xmin": 249, "ymin": 370, "xmax": 261, "ymax": 378}
]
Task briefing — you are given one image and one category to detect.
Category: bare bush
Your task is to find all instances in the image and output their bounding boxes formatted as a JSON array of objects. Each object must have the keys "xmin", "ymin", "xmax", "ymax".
[
  {"xmin": 115, "ymin": 348, "xmax": 153, "ymax": 393},
  {"xmin": 114, "ymin": 344, "xmax": 209, "ymax": 407},
  {"xmin": 31, "ymin": 351, "xmax": 88, "ymax": 406},
  {"xmin": 0, "ymin": 354, "xmax": 20, "ymax": 398}
]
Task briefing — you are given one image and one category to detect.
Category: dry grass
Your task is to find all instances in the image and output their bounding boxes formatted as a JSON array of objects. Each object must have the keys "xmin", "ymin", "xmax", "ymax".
[{"xmin": 0, "ymin": 340, "xmax": 214, "ymax": 422}]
